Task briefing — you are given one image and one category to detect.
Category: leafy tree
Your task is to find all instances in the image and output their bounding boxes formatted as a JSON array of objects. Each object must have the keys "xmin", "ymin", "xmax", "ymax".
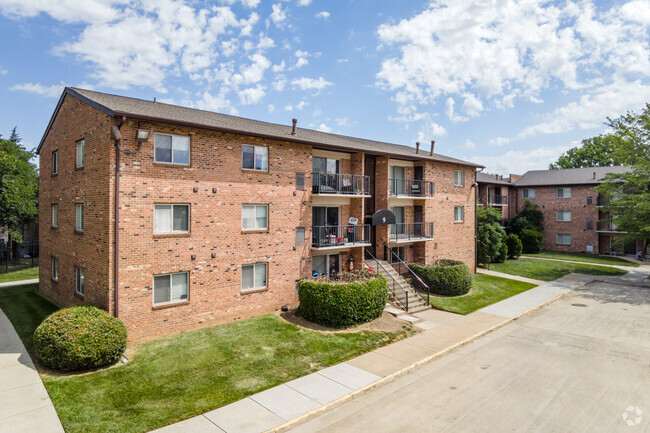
[
  {"xmin": 549, "ymin": 136, "xmax": 616, "ymax": 169},
  {"xmin": 9, "ymin": 127, "xmax": 21, "ymax": 146},
  {"xmin": 477, "ymin": 207, "xmax": 506, "ymax": 266},
  {"xmin": 506, "ymin": 200, "xmax": 544, "ymax": 235},
  {"xmin": 520, "ymin": 229, "xmax": 543, "ymax": 254},
  {"xmin": 505, "ymin": 234, "xmax": 523, "ymax": 259},
  {"xmin": 0, "ymin": 130, "xmax": 38, "ymax": 247}
]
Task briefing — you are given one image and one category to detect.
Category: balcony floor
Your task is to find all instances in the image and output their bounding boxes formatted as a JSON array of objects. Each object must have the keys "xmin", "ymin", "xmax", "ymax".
[
  {"xmin": 312, "ymin": 242, "xmax": 371, "ymax": 251},
  {"xmin": 388, "ymin": 236, "xmax": 434, "ymax": 245}
]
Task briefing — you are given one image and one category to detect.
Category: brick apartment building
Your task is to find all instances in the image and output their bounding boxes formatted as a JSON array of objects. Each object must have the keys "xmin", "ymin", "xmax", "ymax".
[
  {"xmin": 476, "ymin": 172, "xmax": 518, "ymax": 222},
  {"xmin": 478, "ymin": 166, "xmax": 636, "ymax": 255},
  {"xmin": 37, "ymin": 87, "xmax": 482, "ymax": 342}
]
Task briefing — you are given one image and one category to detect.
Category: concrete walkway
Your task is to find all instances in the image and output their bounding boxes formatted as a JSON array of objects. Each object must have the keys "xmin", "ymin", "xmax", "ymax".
[
  {"xmin": 519, "ymin": 255, "xmax": 640, "ymax": 270},
  {"xmin": 151, "ymin": 280, "xmax": 575, "ymax": 433},
  {"xmin": 0, "ymin": 309, "xmax": 63, "ymax": 433},
  {"xmin": 476, "ymin": 268, "xmax": 546, "ymax": 285},
  {"xmin": 0, "ymin": 279, "xmax": 38, "ymax": 289}
]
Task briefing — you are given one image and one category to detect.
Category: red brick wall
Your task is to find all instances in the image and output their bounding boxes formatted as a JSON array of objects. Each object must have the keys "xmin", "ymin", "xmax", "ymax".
[{"xmin": 515, "ymin": 185, "xmax": 599, "ymax": 253}]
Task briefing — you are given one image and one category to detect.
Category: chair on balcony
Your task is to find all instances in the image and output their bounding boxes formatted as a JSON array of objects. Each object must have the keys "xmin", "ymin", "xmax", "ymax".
[
  {"xmin": 341, "ymin": 179, "xmax": 352, "ymax": 194},
  {"xmin": 411, "ymin": 183, "xmax": 421, "ymax": 196}
]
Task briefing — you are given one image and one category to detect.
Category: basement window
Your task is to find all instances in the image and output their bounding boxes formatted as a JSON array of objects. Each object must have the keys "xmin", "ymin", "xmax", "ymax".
[
  {"xmin": 557, "ymin": 234, "xmax": 571, "ymax": 245},
  {"xmin": 75, "ymin": 267, "xmax": 84, "ymax": 296},
  {"xmin": 242, "ymin": 263, "xmax": 267, "ymax": 292},
  {"xmin": 153, "ymin": 272, "xmax": 189, "ymax": 305}
]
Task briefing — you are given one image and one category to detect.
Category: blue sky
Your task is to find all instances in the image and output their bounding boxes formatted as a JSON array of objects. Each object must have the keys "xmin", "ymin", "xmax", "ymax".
[{"xmin": 1, "ymin": 0, "xmax": 649, "ymax": 174}]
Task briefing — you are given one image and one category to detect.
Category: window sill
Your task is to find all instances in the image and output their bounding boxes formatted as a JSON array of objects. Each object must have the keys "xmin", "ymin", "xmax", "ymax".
[
  {"xmin": 454, "ymin": 221, "xmax": 464, "ymax": 224},
  {"xmin": 241, "ymin": 229, "xmax": 269, "ymax": 234},
  {"xmin": 50, "ymin": 226, "xmax": 58, "ymax": 230},
  {"xmin": 152, "ymin": 300, "xmax": 190, "ymax": 310},
  {"xmin": 242, "ymin": 168, "xmax": 270, "ymax": 174},
  {"xmin": 75, "ymin": 166, "xmax": 84, "ymax": 171},
  {"xmin": 51, "ymin": 173, "xmax": 58, "ymax": 177},
  {"xmin": 74, "ymin": 230, "xmax": 84, "ymax": 235},
  {"xmin": 153, "ymin": 233, "xmax": 191, "ymax": 239},
  {"xmin": 74, "ymin": 291, "xmax": 85, "ymax": 300},
  {"xmin": 51, "ymin": 278, "xmax": 58, "ymax": 284},
  {"xmin": 153, "ymin": 162, "xmax": 191, "ymax": 167},
  {"xmin": 241, "ymin": 287, "xmax": 268, "ymax": 295}
]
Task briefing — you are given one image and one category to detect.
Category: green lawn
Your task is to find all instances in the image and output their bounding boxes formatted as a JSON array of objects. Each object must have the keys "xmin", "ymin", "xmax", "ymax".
[
  {"xmin": 489, "ymin": 258, "xmax": 628, "ymax": 282},
  {"xmin": 524, "ymin": 250, "xmax": 639, "ymax": 267},
  {"xmin": 0, "ymin": 266, "xmax": 39, "ymax": 283},
  {"xmin": 429, "ymin": 274, "xmax": 537, "ymax": 315},
  {"xmin": 0, "ymin": 284, "xmax": 408, "ymax": 433}
]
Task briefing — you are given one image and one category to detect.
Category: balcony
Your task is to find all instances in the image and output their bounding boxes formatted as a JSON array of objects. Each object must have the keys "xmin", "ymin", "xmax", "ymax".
[
  {"xmin": 389, "ymin": 179, "xmax": 435, "ymax": 198},
  {"xmin": 488, "ymin": 195, "xmax": 507, "ymax": 206},
  {"xmin": 597, "ymin": 222, "xmax": 627, "ymax": 233},
  {"xmin": 312, "ymin": 172, "xmax": 370, "ymax": 196},
  {"xmin": 312, "ymin": 224, "xmax": 371, "ymax": 249},
  {"xmin": 389, "ymin": 222, "xmax": 435, "ymax": 243}
]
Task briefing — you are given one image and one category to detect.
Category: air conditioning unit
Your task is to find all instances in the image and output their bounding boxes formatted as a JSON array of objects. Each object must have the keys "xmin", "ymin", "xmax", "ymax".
[{"xmin": 586, "ymin": 245, "xmax": 594, "ymax": 253}]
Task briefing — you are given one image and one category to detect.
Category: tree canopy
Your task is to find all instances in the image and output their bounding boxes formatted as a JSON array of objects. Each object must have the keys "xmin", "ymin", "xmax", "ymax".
[
  {"xmin": 477, "ymin": 206, "xmax": 507, "ymax": 266},
  {"xmin": 549, "ymin": 136, "xmax": 616, "ymax": 169},
  {"xmin": 506, "ymin": 199, "xmax": 544, "ymax": 235}
]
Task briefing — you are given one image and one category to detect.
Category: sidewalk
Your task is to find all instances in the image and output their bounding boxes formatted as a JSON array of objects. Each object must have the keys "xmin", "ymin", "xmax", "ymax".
[
  {"xmin": 0, "ymin": 309, "xmax": 64, "ymax": 433},
  {"xmin": 476, "ymin": 268, "xmax": 545, "ymax": 285},
  {"xmin": 0, "ymin": 279, "xmax": 38, "ymax": 289},
  {"xmin": 151, "ymin": 280, "xmax": 576, "ymax": 433}
]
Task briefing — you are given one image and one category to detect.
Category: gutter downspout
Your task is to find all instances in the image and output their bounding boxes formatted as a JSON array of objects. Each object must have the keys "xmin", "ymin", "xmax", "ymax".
[
  {"xmin": 475, "ymin": 167, "xmax": 485, "ymax": 272},
  {"xmin": 114, "ymin": 116, "xmax": 126, "ymax": 318}
]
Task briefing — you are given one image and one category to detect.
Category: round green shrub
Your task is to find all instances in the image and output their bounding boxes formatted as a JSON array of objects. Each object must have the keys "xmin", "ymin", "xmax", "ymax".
[
  {"xmin": 520, "ymin": 229, "xmax": 543, "ymax": 254},
  {"xmin": 34, "ymin": 305, "xmax": 127, "ymax": 371},
  {"xmin": 493, "ymin": 242, "xmax": 508, "ymax": 263},
  {"xmin": 411, "ymin": 259, "xmax": 472, "ymax": 296},
  {"xmin": 298, "ymin": 276, "xmax": 388, "ymax": 327},
  {"xmin": 505, "ymin": 234, "xmax": 523, "ymax": 259}
]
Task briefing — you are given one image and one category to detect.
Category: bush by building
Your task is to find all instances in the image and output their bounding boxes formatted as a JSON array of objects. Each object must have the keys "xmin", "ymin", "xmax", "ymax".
[
  {"xmin": 505, "ymin": 234, "xmax": 523, "ymax": 259},
  {"xmin": 494, "ymin": 242, "xmax": 508, "ymax": 263},
  {"xmin": 520, "ymin": 229, "xmax": 544, "ymax": 254},
  {"xmin": 411, "ymin": 259, "xmax": 472, "ymax": 297},
  {"xmin": 34, "ymin": 305, "xmax": 127, "ymax": 371}
]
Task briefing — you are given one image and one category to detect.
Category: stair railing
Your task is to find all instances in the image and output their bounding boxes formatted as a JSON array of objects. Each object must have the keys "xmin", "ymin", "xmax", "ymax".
[
  {"xmin": 365, "ymin": 248, "xmax": 410, "ymax": 311},
  {"xmin": 387, "ymin": 246, "xmax": 430, "ymax": 305}
]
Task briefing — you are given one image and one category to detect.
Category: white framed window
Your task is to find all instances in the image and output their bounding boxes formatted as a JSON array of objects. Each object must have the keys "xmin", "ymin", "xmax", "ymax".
[
  {"xmin": 454, "ymin": 206, "xmax": 464, "ymax": 222},
  {"xmin": 76, "ymin": 267, "xmax": 84, "ymax": 296},
  {"xmin": 154, "ymin": 133, "xmax": 190, "ymax": 165},
  {"xmin": 454, "ymin": 170, "xmax": 464, "ymax": 186},
  {"xmin": 557, "ymin": 187, "xmax": 571, "ymax": 198},
  {"xmin": 154, "ymin": 204, "xmax": 189, "ymax": 234},
  {"xmin": 523, "ymin": 189, "xmax": 535, "ymax": 199},
  {"xmin": 51, "ymin": 204, "xmax": 58, "ymax": 228},
  {"xmin": 242, "ymin": 204, "xmax": 268, "ymax": 230},
  {"xmin": 153, "ymin": 272, "xmax": 189, "ymax": 305},
  {"xmin": 586, "ymin": 196, "xmax": 593, "ymax": 205},
  {"xmin": 52, "ymin": 150, "xmax": 58, "ymax": 174},
  {"xmin": 556, "ymin": 211, "xmax": 571, "ymax": 222},
  {"xmin": 242, "ymin": 144, "xmax": 268, "ymax": 171},
  {"xmin": 51, "ymin": 257, "xmax": 58, "ymax": 281},
  {"xmin": 76, "ymin": 139, "xmax": 85, "ymax": 168},
  {"xmin": 557, "ymin": 234, "xmax": 571, "ymax": 245},
  {"xmin": 75, "ymin": 204, "xmax": 84, "ymax": 231},
  {"xmin": 242, "ymin": 263, "xmax": 267, "ymax": 292},
  {"xmin": 295, "ymin": 227, "xmax": 305, "ymax": 244}
]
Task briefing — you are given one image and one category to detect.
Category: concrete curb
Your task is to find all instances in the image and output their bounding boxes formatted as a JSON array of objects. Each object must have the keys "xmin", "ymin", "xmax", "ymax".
[
  {"xmin": 0, "ymin": 278, "xmax": 39, "ymax": 288},
  {"xmin": 264, "ymin": 289, "xmax": 573, "ymax": 433}
]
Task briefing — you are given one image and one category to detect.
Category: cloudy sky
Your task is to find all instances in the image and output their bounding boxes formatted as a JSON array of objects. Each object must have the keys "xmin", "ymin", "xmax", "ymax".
[{"xmin": 1, "ymin": 0, "xmax": 649, "ymax": 174}]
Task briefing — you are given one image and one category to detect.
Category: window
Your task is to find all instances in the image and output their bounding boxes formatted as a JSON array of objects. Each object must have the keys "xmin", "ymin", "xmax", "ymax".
[
  {"xmin": 52, "ymin": 151, "xmax": 58, "ymax": 174},
  {"xmin": 586, "ymin": 196, "xmax": 593, "ymax": 205},
  {"xmin": 242, "ymin": 144, "xmax": 268, "ymax": 171},
  {"xmin": 523, "ymin": 189, "xmax": 535, "ymax": 199},
  {"xmin": 153, "ymin": 272, "xmax": 188, "ymax": 305},
  {"xmin": 313, "ymin": 157, "xmax": 339, "ymax": 174},
  {"xmin": 76, "ymin": 139, "xmax": 85, "ymax": 168},
  {"xmin": 295, "ymin": 227, "xmax": 305, "ymax": 244},
  {"xmin": 389, "ymin": 166, "xmax": 406, "ymax": 195},
  {"xmin": 242, "ymin": 263, "xmax": 267, "ymax": 291},
  {"xmin": 76, "ymin": 267, "xmax": 84, "ymax": 296},
  {"xmin": 154, "ymin": 134, "xmax": 190, "ymax": 165},
  {"xmin": 586, "ymin": 220, "xmax": 594, "ymax": 230},
  {"xmin": 75, "ymin": 204, "xmax": 84, "ymax": 232},
  {"xmin": 557, "ymin": 187, "xmax": 571, "ymax": 198},
  {"xmin": 242, "ymin": 204, "xmax": 268, "ymax": 230},
  {"xmin": 296, "ymin": 173, "xmax": 305, "ymax": 190},
  {"xmin": 312, "ymin": 254, "xmax": 340, "ymax": 277},
  {"xmin": 51, "ymin": 257, "xmax": 58, "ymax": 281},
  {"xmin": 556, "ymin": 211, "xmax": 571, "ymax": 222},
  {"xmin": 51, "ymin": 204, "xmax": 58, "ymax": 228},
  {"xmin": 154, "ymin": 204, "xmax": 189, "ymax": 234},
  {"xmin": 557, "ymin": 234, "xmax": 571, "ymax": 245},
  {"xmin": 454, "ymin": 206, "xmax": 464, "ymax": 222},
  {"xmin": 454, "ymin": 170, "xmax": 464, "ymax": 186}
]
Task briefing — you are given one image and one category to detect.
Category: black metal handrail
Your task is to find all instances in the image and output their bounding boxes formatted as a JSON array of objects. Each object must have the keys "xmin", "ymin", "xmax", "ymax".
[
  {"xmin": 488, "ymin": 195, "xmax": 507, "ymax": 205},
  {"xmin": 389, "ymin": 222, "xmax": 434, "ymax": 242},
  {"xmin": 312, "ymin": 224, "xmax": 370, "ymax": 247},
  {"xmin": 312, "ymin": 172, "xmax": 370, "ymax": 195},
  {"xmin": 387, "ymin": 246, "xmax": 430, "ymax": 305},
  {"xmin": 365, "ymin": 248, "xmax": 410, "ymax": 311},
  {"xmin": 389, "ymin": 179, "xmax": 434, "ymax": 197}
]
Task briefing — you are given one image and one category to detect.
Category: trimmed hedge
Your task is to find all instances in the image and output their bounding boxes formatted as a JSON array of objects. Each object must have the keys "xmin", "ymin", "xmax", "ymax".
[
  {"xmin": 34, "ymin": 305, "xmax": 127, "ymax": 371},
  {"xmin": 411, "ymin": 259, "xmax": 472, "ymax": 296},
  {"xmin": 520, "ymin": 229, "xmax": 543, "ymax": 254},
  {"xmin": 505, "ymin": 234, "xmax": 523, "ymax": 259},
  {"xmin": 298, "ymin": 276, "xmax": 388, "ymax": 327}
]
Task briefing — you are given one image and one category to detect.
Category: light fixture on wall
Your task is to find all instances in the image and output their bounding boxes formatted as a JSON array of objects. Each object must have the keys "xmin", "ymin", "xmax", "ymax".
[{"xmin": 136, "ymin": 129, "xmax": 150, "ymax": 142}]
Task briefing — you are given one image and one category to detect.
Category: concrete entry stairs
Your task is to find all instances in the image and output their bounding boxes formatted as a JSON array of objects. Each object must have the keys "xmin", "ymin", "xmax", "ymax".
[{"xmin": 365, "ymin": 258, "xmax": 431, "ymax": 314}]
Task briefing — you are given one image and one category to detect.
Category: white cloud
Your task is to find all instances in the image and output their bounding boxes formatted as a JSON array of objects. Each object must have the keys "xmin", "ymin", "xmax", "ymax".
[
  {"xmin": 315, "ymin": 11, "xmax": 330, "ymax": 19},
  {"xmin": 221, "ymin": 38, "xmax": 239, "ymax": 56},
  {"xmin": 270, "ymin": 3, "xmax": 287, "ymax": 27},
  {"xmin": 336, "ymin": 58, "xmax": 349, "ymax": 63},
  {"xmin": 471, "ymin": 144, "xmax": 572, "ymax": 175},
  {"xmin": 0, "ymin": 65, "xmax": 7, "ymax": 75},
  {"xmin": 217, "ymin": 0, "xmax": 261, "ymax": 8},
  {"xmin": 462, "ymin": 93, "xmax": 483, "ymax": 117},
  {"xmin": 10, "ymin": 82, "xmax": 65, "ymax": 98},
  {"xmin": 257, "ymin": 34, "xmax": 275, "ymax": 49},
  {"xmin": 272, "ymin": 60, "xmax": 286, "ymax": 72},
  {"xmin": 267, "ymin": 104, "xmax": 275, "ymax": 112},
  {"xmin": 294, "ymin": 57, "xmax": 308, "ymax": 68},
  {"xmin": 317, "ymin": 123, "xmax": 332, "ymax": 133},
  {"xmin": 463, "ymin": 139, "xmax": 475, "ymax": 149},
  {"xmin": 239, "ymin": 84, "xmax": 266, "ymax": 104},
  {"xmin": 0, "ymin": 0, "xmax": 126, "ymax": 23},
  {"xmin": 335, "ymin": 117, "xmax": 350, "ymax": 126},
  {"xmin": 295, "ymin": 49, "xmax": 309, "ymax": 57},
  {"xmin": 272, "ymin": 74, "xmax": 287, "ymax": 91},
  {"xmin": 297, "ymin": 0, "xmax": 311, "ymax": 6},
  {"xmin": 232, "ymin": 53, "xmax": 271, "ymax": 85},
  {"xmin": 488, "ymin": 137, "xmax": 511, "ymax": 147},
  {"xmin": 196, "ymin": 88, "xmax": 236, "ymax": 114},
  {"xmin": 291, "ymin": 76, "xmax": 333, "ymax": 92},
  {"xmin": 285, "ymin": 100, "xmax": 307, "ymax": 111},
  {"xmin": 445, "ymin": 97, "xmax": 468, "ymax": 122}
]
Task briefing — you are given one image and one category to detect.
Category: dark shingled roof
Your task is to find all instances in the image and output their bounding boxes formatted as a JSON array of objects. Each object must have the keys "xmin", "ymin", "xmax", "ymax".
[
  {"xmin": 477, "ymin": 172, "xmax": 514, "ymax": 185},
  {"xmin": 38, "ymin": 87, "xmax": 483, "ymax": 168},
  {"xmin": 514, "ymin": 166, "xmax": 632, "ymax": 186}
]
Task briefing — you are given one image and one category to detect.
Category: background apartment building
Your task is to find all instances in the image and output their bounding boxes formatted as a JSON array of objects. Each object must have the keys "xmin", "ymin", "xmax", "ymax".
[{"xmin": 38, "ymin": 88, "xmax": 481, "ymax": 342}]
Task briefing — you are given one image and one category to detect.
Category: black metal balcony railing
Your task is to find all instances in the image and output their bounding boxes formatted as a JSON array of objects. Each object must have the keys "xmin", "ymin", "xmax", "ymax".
[
  {"xmin": 312, "ymin": 172, "xmax": 370, "ymax": 195},
  {"xmin": 389, "ymin": 179, "xmax": 435, "ymax": 197},
  {"xmin": 488, "ymin": 195, "xmax": 507, "ymax": 205},
  {"xmin": 389, "ymin": 222, "xmax": 434, "ymax": 242},
  {"xmin": 312, "ymin": 224, "xmax": 371, "ymax": 248},
  {"xmin": 597, "ymin": 222, "xmax": 623, "ymax": 232}
]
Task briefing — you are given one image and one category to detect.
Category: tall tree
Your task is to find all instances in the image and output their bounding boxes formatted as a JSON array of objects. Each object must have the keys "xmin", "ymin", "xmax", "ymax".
[
  {"xmin": 506, "ymin": 200, "xmax": 544, "ymax": 235},
  {"xmin": 0, "ymin": 131, "xmax": 38, "ymax": 247},
  {"xmin": 9, "ymin": 126, "xmax": 21, "ymax": 146},
  {"xmin": 549, "ymin": 136, "xmax": 616, "ymax": 169},
  {"xmin": 477, "ymin": 206, "xmax": 506, "ymax": 266}
]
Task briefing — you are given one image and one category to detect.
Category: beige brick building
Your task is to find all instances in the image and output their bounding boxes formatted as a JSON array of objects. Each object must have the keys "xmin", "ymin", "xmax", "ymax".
[{"xmin": 37, "ymin": 88, "xmax": 482, "ymax": 343}]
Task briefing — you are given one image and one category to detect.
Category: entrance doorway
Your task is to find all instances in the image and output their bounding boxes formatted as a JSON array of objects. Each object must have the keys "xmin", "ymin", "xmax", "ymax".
[{"xmin": 312, "ymin": 254, "xmax": 340, "ymax": 278}]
